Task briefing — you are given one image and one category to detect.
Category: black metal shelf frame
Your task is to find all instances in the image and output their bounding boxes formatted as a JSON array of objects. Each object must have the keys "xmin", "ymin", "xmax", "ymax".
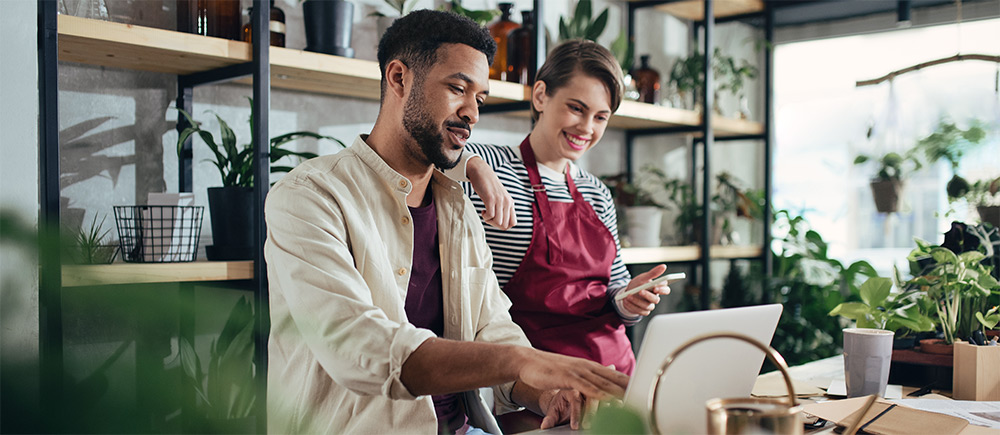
[
  {"xmin": 623, "ymin": 0, "xmax": 775, "ymax": 310},
  {"xmin": 37, "ymin": 0, "xmax": 271, "ymax": 432}
]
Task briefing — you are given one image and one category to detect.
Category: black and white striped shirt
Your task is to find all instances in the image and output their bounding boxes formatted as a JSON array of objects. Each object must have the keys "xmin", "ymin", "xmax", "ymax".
[{"xmin": 458, "ymin": 142, "xmax": 638, "ymax": 324}]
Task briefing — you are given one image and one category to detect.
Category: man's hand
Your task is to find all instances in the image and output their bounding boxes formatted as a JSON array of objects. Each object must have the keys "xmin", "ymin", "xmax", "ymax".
[
  {"xmin": 622, "ymin": 264, "xmax": 671, "ymax": 317},
  {"xmin": 467, "ymin": 156, "xmax": 517, "ymax": 230},
  {"xmin": 538, "ymin": 389, "xmax": 587, "ymax": 430},
  {"xmin": 514, "ymin": 347, "xmax": 629, "ymax": 401}
]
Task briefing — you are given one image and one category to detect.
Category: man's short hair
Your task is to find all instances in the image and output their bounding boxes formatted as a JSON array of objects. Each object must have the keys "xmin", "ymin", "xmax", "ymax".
[{"xmin": 376, "ymin": 9, "xmax": 497, "ymax": 100}]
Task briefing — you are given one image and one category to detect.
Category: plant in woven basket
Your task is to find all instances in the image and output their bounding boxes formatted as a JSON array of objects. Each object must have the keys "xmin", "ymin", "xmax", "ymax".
[{"xmin": 175, "ymin": 98, "xmax": 343, "ymax": 188}]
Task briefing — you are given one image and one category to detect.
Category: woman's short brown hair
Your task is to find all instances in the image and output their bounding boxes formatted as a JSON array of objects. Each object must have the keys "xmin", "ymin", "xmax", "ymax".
[{"xmin": 531, "ymin": 39, "xmax": 624, "ymax": 121}]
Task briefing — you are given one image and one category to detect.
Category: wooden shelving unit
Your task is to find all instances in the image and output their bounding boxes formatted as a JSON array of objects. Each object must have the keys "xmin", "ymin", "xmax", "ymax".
[
  {"xmin": 62, "ymin": 261, "xmax": 254, "ymax": 287},
  {"xmin": 621, "ymin": 245, "xmax": 763, "ymax": 265},
  {"xmin": 57, "ymin": 15, "xmax": 762, "ymax": 135},
  {"xmin": 626, "ymin": 0, "xmax": 765, "ymax": 21}
]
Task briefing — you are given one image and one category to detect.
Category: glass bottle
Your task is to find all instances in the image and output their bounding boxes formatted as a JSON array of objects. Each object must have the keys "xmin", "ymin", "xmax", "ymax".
[
  {"xmin": 506, "ymin": 10, "xmax": 535, "ymax": 85},
  {"xmin": 191, "ymin": 0, "xmax": 241, "ymax": 40},
  {"xmin": 242, "ymin": 0, "xmax": 286, "ymax": 47},
  {"xmin": 634, "ymin": 55, "xmax": 661, "ymax": 105},
  {"xmin": 489, "ymin": 3, "xmax": 519, "ymax": 81}
]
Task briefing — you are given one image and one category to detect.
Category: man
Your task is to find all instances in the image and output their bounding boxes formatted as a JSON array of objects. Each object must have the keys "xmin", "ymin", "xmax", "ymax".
[{"xmin": 264, "ymin": 10, "xmax": 628, "ymax": 434}]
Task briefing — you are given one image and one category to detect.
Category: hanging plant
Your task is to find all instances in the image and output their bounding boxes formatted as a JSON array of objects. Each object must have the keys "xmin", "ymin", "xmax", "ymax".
[{"xmin": 914, "ymin": 118, "xmax": 988, "ymax": 200}]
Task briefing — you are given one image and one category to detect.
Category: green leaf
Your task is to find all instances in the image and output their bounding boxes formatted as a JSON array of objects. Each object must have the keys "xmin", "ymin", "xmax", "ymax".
[
  {"xmin": 860, "ymin": 277, "xmax": 892, "ymax": 307},
  {"xmin": 558, "ymin": 18, "xmax": 570, "ymax": 41},
  {"xmin": 930, "ymin": 247, "xmax": 959, "ymax": 265},
  {"xmin": 958, "ymin": 251, "xmax": 986, "ymax": 264},
  {"xmin": 829, "ymin": 302, "xmax": 869, "ymax": 320},
  {"xmin": 585, "ymin": 9, "xmax": 608, "ymax": 41}
]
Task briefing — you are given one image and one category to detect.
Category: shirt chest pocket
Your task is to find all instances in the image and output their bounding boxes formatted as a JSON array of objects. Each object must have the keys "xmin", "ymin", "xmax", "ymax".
[{"xmin": 456, "ymin": 267, "xmax": 493, "ymax": 340}]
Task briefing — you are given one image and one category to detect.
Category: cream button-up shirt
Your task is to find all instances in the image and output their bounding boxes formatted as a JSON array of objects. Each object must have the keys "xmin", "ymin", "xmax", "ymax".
[{"xmin": 265, "ymin": 135, "xmax": 530, "ymax": 434}]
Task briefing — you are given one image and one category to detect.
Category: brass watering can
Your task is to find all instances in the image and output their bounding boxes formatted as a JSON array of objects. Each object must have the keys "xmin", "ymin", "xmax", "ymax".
[{"xmin": 647, "ymin": 332, "xmax": 803, "ymax": 434}]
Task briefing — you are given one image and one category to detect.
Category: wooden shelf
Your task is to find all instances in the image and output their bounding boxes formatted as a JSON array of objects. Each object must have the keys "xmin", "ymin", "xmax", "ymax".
[
  {"xmin": 62, "ymin": 261, "xmax": 254, "ymax": 287},
  {"xmin": 627, "ymin": 0, "xmax": 765, "ymax": 21},
  {"xmin": 621, "ymin": 244, "xmax": 763, "ymax": 264},
  {"xmin": 57, "ymin": 15, "xmax": 763, "ymax": 135}
]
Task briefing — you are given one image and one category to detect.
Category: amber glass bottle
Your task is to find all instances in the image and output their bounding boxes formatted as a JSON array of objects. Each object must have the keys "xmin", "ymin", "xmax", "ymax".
[
  {"xmin": 194, "ymin": 0, "xmax": 241, "ymax": 40},
  {"xmin": 634, "ymin": 55, "xmax": 661, "ymax": 104},
  {"xmin": 242, "ymin": 0, "xmax": 286, "ymax": 47},
  {"xmin": 489, "ymin": 3, "xmax": 519, "ymax": 81},
  {"xmin": 506, "ymin": 10, "xmax": 535, "ymax": 85}
]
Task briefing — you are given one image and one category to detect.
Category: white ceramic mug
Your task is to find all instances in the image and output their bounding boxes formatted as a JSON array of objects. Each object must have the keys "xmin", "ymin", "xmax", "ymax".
[{"xmin": 843, "ymin": 328, "xmax": 894, "ymax": 398}]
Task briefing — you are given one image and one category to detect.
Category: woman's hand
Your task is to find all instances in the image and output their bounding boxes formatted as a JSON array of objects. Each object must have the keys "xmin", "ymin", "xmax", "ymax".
[
  {"xmin": 467, "ymin": 156, "xmax": 517, "ymax": 230},
  {"xmin": 622, "ymin": 264, "xmax": 671, "ymax": 317}
]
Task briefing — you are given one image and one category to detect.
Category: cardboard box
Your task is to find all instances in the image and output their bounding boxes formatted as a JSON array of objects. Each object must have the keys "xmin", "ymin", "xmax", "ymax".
[{"xmin": 953, "ymin": 341, "xmax": 1000, "ymax": 401}]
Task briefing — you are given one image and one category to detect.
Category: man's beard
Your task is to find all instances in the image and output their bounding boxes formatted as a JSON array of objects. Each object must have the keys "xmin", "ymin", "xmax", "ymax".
[{"xmin": 402, "ymin": 85, "xmax": 464, "ymax": 170}]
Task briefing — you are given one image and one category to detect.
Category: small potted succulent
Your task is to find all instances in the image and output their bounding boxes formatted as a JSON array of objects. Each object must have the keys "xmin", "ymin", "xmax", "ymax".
[{"xmin": 853, "ymin": 151, "xmax": 922, "ymax": 213}]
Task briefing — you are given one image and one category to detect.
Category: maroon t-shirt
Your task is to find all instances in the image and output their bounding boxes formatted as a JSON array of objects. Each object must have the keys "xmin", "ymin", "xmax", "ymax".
[{"xmin": 406, "ymin": 193, "xmax": 468, "ymax": 434}]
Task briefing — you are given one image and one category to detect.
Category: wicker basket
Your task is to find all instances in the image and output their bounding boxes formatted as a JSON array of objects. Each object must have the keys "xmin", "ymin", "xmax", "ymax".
[{"xmin": 113, "ymin": 205, "xmax": 204, "ymax": 263}]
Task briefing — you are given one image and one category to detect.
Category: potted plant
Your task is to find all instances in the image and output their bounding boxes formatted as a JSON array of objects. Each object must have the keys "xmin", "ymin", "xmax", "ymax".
[
  {"xmin": 440, "ymin": 0, "xmax": 499, "ymax": 26},
  {"xmin": 557, "ymin": 0, "xmax": 609, "ymax": 42},
  {"xmin": 370, "ymin": 0, "xmax": 418, "ymax": 40},
  {"xmin": 853, "ymin": 151, "xmax": 922, "ymax": 213},
  {"xmin": 905, "ymin": 240, "xmax": 999, "ymax": 348},
  {"xmin": 302, "ymin": 0, "xmax": 355, "ymax": 58},
  {"xmin": 977, "ymin": 305, "xmax": 1000, "ymax": 339},
  {"xmin": 966, "ymin": 176, "xmax": 1000, "ymax": 228},
  {"xmin": 828, "ymin": 276, "xmax": 935, "ymax": 349},
  {"xmin": 667, "ymin": 48, "xmax": 756, "ymax": 115},
  {"xmin": 176, "ymin": 98, "xmax": 343, "ymax": 260},
  {"xmin": 602, "ymin": 172, "xmax": 665, "ymax": 247},
  {"xmin": 65, "ymin": 214, "xmax": 118, "ymax": 264},
  {"xmin": 913, "ymin": 118, "xmax": 988, "ymax": 200},
  {"xmin": 180, "ymin": 296, "xmax": 256, "ymax": 433},
  {"xmin": 712, "ymin": 171, "xmax": 763, "ymax": 245}
]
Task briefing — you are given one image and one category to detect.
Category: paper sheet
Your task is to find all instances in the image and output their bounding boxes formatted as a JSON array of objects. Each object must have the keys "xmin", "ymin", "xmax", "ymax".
[
  {"xmin": 891, "ymin": 399, "xmax": 1000, "ymax": 429},
  {"xmin": 145, "ymin": 193, "xmax": 197, "ymax": 262},
  {"xmin": 826, "ymin": 379, "xmax": 903, "ymax": 399}
]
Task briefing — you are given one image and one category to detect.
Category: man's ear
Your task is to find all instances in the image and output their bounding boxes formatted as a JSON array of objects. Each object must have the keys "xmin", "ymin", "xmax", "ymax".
[
  {"xmin": 531, "ymin": 80, "xmax": 548, "ymax": 114},
  {"xmin": 384, "ymin": 59, "xmax": 409, "ymax": 100}
]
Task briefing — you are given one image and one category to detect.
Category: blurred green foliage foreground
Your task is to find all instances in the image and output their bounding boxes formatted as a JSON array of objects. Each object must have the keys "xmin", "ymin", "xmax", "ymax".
[{"xmin": 1, "ymin": 210, "xmax": 258, "ymax": 434}]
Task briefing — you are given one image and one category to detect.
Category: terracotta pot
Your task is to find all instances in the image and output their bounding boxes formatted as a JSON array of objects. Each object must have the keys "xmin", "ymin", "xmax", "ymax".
[
  {"xmin": 869, "ymin": 179, "xmax": 902, "ymax": 213},
  {"xmin": 986, "ymin": 329, "xmax": 999, "ymax": 339},
  {"xmin": 918, "ymin": 338, "xmax": 954, "ymax": 355}
]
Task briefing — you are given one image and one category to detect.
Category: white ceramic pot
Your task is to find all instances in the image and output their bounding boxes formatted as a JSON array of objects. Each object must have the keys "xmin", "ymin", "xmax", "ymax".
[{"xmin": 625, "ymin": 206, "xmax": 664, "ymax": 248}]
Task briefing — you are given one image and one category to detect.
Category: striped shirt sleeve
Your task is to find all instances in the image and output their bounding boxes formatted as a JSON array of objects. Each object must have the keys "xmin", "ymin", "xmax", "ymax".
[{"xmin": 459, "ymin": 143, "xmax": 639, "ymax": 324}]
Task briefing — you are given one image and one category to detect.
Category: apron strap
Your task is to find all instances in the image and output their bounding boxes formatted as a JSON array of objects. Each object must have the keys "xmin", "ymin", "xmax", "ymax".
[{"xmin": 519, "ymin": 138, "xmax": 563, "ymax": 264}]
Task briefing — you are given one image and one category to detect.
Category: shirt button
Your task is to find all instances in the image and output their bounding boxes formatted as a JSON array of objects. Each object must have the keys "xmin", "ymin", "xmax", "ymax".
[
  {"xmin": 398, "ymin": 180, "xmax": 408, "ymax": 188},
  {"xmin": 401, "ymin": 216, "xmax": 410, "ymax": 225},
  {"xmin": 451, "ymin": 271, "xmax": 457, "ymax": 280},
  {"xmin": 398, "ymin": 267, "xmax": 407, "ymax": 276}
]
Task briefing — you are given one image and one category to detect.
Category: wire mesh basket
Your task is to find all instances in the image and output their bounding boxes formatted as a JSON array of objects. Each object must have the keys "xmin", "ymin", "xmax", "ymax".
[{"xmin": 113, "ymin": 205, "xmax": 204, "ymax": 263}]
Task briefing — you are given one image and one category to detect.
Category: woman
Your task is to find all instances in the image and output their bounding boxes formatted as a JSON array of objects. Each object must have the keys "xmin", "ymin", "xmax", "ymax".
[{"xmin": 452, "ymin": 40, "xmax": 670, "ymax": 375}]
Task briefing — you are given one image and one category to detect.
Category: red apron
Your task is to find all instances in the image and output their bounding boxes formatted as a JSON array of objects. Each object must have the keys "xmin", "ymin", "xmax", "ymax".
[{"xmin": 505, "ymin": 137, "xmax": 635, "ymax": 375}]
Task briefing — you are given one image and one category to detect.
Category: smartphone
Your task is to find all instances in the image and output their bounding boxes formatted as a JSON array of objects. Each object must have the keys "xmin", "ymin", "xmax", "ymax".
[{"xmin": 613, "ymin": 272, "xmax": 686, "ymax": 301}]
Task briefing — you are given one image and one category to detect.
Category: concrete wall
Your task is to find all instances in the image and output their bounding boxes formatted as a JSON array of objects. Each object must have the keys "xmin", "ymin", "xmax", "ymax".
[{"xmin": 0, "ymin": 0, "xmax": 40, "ymax": 430}]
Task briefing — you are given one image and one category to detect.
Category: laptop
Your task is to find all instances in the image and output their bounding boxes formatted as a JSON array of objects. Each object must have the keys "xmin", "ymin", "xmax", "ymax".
[{"xmin": 623, "ymin": 304, "xmax": 783, "ymax": 433}]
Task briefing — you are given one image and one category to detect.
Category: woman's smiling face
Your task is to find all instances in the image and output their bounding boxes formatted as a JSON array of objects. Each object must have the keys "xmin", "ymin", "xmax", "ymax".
[{"xmin": 530, "ymin": 72, "xmax": 612, "ymax": 171}]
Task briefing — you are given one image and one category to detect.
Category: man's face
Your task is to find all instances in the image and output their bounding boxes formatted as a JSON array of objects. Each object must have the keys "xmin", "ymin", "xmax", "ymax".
[{"xmin": 402, "ymin": 43, "xmax": 490, "ymax": 170}]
